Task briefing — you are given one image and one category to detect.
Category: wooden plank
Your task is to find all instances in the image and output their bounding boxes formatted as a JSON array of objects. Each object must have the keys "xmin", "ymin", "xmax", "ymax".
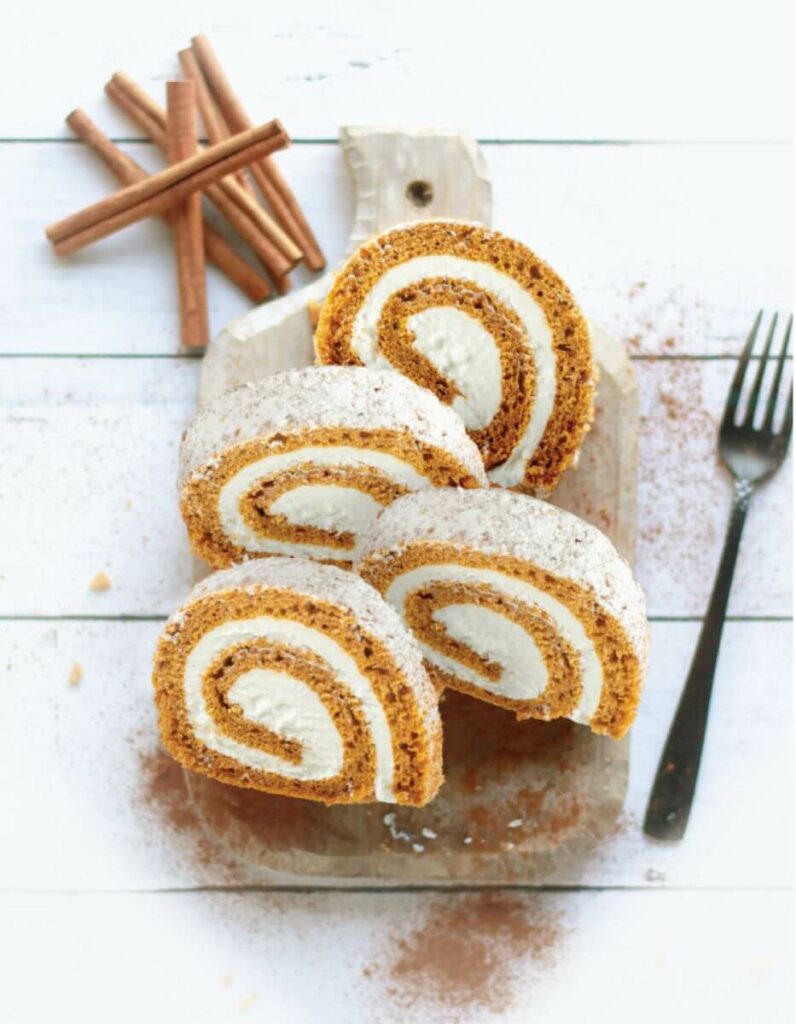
[
  {"xmin": 0, "ymin": 359, "xmax": 199, "ymax": 617},
  {"xmin": 0, "ymin": 0, "xmax": 789, "ymax": 141},
  {"xmin": 0, "ymin": 888, "xmax": 790, "ymax": 1023},
  {"xmin": 3, "ymin": 141, "xmax": 789, "ymax": 356},
  {"xmin": 0, "ymin": 620, "xmax": 789, "ymax": 891},
  {"xmin": 0, "ymin": 358, "xmax": 789, "ymax": 617}
]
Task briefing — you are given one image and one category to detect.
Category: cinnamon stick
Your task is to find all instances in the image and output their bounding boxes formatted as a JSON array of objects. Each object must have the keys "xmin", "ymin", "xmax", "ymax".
[
  {"xmin": 191, "ymin": 34, "xmax": 326, "ymax": 271},
  {"xmin": 166, "ymin": 81, "xmax": 209, "ymax": 348},
  {"xmin": 106, "ymin": 81, "xmax": 290, "ymax": 292},
  {"xmin": 66, "ymin": 108, "xmax": 270, "ymax": 303},
  {"xmin": 177, "ymin": 48, "xmax": 255, "ymax": 198},
  {"xmin": 47, "ymin": 117, "xmax": 289, "ymax": 256},
  {"xmin": 106, "ymin": 72, "xmax": 299, "ymax": 279},
  {"xmin": 178, "ymin": 50, "xmax": 227, "ymax": 143}
]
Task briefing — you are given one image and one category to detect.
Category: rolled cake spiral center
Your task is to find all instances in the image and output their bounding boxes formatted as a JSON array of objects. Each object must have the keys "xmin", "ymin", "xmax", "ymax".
[
  {"xmin": 403, "ymin": 581, "xmax": 581, "ymax": 717},
  {"xmin": 218, "ymin": 444, "xmax": 429, "ymax": 563},
  {"xmin": 378, "ymin": 550, "xmax": 615, "ymax": 725},
  {"xmin": 376, "ymin": 279, "xmax": 534, "ymax": 467},
  {"xmin": 185, "ymin": 613, "xmax": 386, "ymax": 786},
  {"xmin": 239, "ymin": 464, "xmax": 409, "ymax": 554},
  {"xmin": 202, "ymin": 640, "xmax": 362, "ymax": 768},
  {"xmin": 348, "ymin": 254, "xmax": 556, "ymax": 476}
]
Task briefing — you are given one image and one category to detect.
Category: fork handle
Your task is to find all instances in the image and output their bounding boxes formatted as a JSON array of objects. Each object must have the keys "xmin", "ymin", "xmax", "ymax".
[{"xmin": 643, "ymin": 478, "xmax": 754, "ymax": 840}]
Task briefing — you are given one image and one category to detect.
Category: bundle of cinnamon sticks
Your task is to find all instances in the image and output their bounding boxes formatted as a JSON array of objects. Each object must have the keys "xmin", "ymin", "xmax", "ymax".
[{"xmin": 46, "ymin": 34, "xmax": 325, "ymax": 350}]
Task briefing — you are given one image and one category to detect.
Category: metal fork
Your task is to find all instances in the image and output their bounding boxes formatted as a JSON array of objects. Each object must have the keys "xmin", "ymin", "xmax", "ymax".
[{"xmin": 644, "ymin": 311, "xmax": 792, "ymax": 841}]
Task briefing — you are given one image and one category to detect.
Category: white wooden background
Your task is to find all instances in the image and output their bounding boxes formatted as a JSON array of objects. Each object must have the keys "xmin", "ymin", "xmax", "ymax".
[{"xmin": 0, "ymin": 1, "xmax": 792, "ymax": 1022}]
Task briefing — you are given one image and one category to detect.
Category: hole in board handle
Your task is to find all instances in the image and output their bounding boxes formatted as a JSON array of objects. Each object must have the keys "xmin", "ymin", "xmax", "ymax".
[{"xmin": 406, "ymin": 180, "xmax": 434, "ymax": 207}]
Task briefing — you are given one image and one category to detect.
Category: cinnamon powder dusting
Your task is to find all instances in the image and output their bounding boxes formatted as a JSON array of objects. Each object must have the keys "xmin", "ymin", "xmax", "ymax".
[
  {"xmin": 137, "ymin": 745, "xmax": 199, "ymax": 833},
  {"xmin": 371, "ymin": 892, "xmax": 567, "ymax": 1017},
  {"xmin": 637, "ymin": 358, "xmax": 717, "ymax": 607},
  {"xmin": 133, "ymin": 740, "xmax": 243, "ymax": 878},
  {"xmin": 619, "ymin": 278, "xmax": 710, "ymax": 355}
]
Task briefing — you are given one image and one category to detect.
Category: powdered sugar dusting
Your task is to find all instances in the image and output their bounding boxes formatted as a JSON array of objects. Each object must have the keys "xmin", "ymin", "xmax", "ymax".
[
  {"xmin": 357, "ymin": 488, "xmax": 649, "ymax": 667},
  {"xmin": 180, "ymin": 366, "xmax": 487, "ymax": 488}
]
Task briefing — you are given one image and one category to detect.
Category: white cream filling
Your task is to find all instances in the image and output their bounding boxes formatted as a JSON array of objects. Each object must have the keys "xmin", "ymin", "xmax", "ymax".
[
  {"xmin": 184, "ymin": 615, "xmax": 396, "ymax": 800},
  {"xmin": 218, "ymin": 446, "xmax": 429, "ymax": 561},
  {"xmin": 405, "ymin": 306, "xmax": 501, "ymax": 430},
  {"xmin": 384, "ymin": 564, "xmax": 603, "ymax": 724},
  {"xmin": 270, "ymin": 485, "xmax": 383, "ymax": 552},
  {"xmin": 433, "ymin": 604, "xmax": 549, "ymax": 701},
  {"xmin": 227, "ymin": 669, "xmax": 344, "ymax": 778},
  {"xmin": 349, "ymin": 255, "xmax": 556, "ymax": 487}
]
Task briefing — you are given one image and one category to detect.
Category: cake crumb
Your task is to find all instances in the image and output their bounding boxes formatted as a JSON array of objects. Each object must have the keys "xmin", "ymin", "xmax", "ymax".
[
  {"xmin": 307, "ymin": 300, "xmax": 323, "ymax": 330},
  {"xmin": 238, "ymin": 994, "xmax": 258, "ymax": 1013},
  {"xmin": 507, "ymin": 818, "xmax": 523, "ymax": 828},
  {"xmin": 67, "ymin": 662, "xmax": 83, "ymax": 687},
  {"xmin": 220, "ymin": 975, "xmax": 233, "ymax": 989},
  {"xmin": 420, "ymin": 827, "xmax": 437, "ymax": 840},
  {"xmin": 89, "ymin": 572, "xmax": 111, "ymax": 592}
]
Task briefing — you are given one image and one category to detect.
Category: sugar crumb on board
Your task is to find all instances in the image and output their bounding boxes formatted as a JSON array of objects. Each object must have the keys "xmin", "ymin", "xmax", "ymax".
[
  {"xmin": 89, "ymin": 571, "xmax": 112, "ymax": 592},
  {"xmin": 365, "ymin": 892, "xmax": 568, "ymax": 1017}
]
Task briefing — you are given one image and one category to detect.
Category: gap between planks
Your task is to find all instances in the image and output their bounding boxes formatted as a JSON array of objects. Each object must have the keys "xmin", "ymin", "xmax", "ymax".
[
  {"xmin": 0, "ymin": 354, "xmax": 789, "ymax": 362},
  {"xmin": 0, "ymin": 614, "xmax": 790, "ymax": 623},
  {"xmin": 0, "ymin": 137, "xmax": 792, "ymax": 146},
  {"xmin": 1, "ymin": 883, "xmax": 791, "ymax": 896}
]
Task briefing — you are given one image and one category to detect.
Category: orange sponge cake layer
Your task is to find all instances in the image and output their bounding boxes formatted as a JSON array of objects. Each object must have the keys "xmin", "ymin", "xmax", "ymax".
[
  {"xmin": 152, "ymin": 558, "xmax": 444, "ymax": 806},
  {"xmin": 357, "ymin": 490, "xmax": 649, "ymax": 740},
  {"xmin": 179, "ymin": 365, "xmax": 488, "ymax": 569},
  {"xmin": 315, "ymin": 220, "xmax": 595, "ymax": 495}
]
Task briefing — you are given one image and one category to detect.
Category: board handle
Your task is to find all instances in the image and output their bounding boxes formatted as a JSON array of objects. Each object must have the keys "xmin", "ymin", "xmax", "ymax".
[{"xmin": 340, "ymin": 126, "xmax": 492, "ymax": 252}]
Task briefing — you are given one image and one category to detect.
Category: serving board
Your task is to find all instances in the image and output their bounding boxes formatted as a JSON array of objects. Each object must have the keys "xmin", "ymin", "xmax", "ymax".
[{"xmin": 186, "ymin": 127, "xmax": 638, "ymax": 884}]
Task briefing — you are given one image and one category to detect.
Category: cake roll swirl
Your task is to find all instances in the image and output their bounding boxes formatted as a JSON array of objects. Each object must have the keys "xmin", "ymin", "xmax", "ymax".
[
  {"xmin": 315, "ymin": 220, "xmax": 595, "ymax": 494},
  {"xmin": 152, "ymin": 558, "xmax": 443, "ymax": 805},
  {"xmin": 179, "ymin": 366, "xmax": 487, "ymax": 569},
  {"xmin": 357, "ymin": 490, "xmax": 649, "ymax": 739}
]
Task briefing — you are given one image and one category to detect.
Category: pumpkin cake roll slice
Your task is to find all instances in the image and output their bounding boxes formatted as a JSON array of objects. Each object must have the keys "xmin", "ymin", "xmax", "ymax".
[
  {"xmin": 153, "ymin": 557, "xmax": 443, "ymax": 805},
  {"xmin": 315, "ymin": 220, "xmax": 595, "ymax": 495},
  {"xmin": 179, "ymin": 365, "xmax": 487, "ymax": 569},
  {"xmin": 357, "ymin": 489, "xmax": 649, "ymax": 739}
]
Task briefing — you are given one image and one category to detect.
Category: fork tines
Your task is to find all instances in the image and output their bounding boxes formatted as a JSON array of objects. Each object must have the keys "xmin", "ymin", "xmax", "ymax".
[{"xmin": 723, "ymin": 310, "xmax": 793, "ymax": 435}]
